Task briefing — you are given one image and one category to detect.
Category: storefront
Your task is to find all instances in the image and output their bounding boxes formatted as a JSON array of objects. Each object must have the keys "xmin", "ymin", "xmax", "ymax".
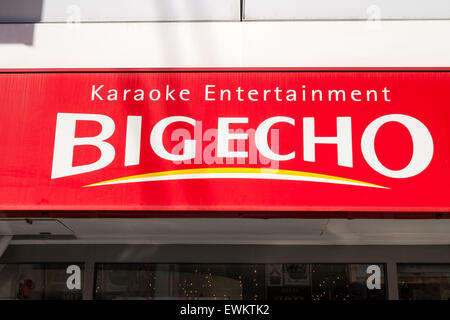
[
  {"xmin": 0, "ymin": 70, "xmax": 448, "ymax": 300},
  {"xmin": 0, "ymin": 1, "xmax": 449, "ymax": 302},
  {"xmin": 1, "ymin": 244, "xmax": 450, "ymax": 300}
]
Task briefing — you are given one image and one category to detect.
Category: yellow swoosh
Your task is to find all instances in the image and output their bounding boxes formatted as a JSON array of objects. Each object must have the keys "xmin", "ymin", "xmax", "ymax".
[{"xmin": 84, "ymin": 167, "xmax": 388, "ymax": 189}]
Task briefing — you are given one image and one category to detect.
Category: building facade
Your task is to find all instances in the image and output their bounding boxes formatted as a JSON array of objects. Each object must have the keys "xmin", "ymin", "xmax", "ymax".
[{"xmin": 0, "ymin": 0, "xmax": 449, "ymax": 300}]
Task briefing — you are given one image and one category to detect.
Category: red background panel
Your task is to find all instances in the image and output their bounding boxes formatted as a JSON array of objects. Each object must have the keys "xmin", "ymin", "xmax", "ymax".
[{"xmin": 0, "ymin": 71, "xmax": 449, "ymax": 215}]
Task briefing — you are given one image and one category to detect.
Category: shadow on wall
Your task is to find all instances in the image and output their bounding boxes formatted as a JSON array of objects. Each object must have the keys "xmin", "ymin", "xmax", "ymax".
[{"xmin": 0, "ymin": 0, "xmax": 43, "ymax": 45}]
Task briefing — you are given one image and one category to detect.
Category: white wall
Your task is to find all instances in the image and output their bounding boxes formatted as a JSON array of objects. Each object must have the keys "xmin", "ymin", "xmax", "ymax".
[
  {"xmin": 0, "ymin": 21, "xmax": 450, "ymax": 68},
  {"xmin": 0, "ymin": 0, "xmax": 449, "ymax": 68},
  {"xmin": 2, "ymin": 0, "xmax": 449, "ymax": 22},
  {"xmin": 244, "ymin": 0, "xmax": 450, "ymax": 20},
  {"xmin": 0, "ymin": 0, "xmax": 240, "ymax": 22}
]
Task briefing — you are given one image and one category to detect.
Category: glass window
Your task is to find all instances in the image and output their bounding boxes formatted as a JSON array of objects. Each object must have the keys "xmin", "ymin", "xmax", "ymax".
[
  {"xmin": 173, "ymin": 264, "xmax": 265, "ymax": 300},
  {"xmin": 266, "ymin": 264, "xmax": 311, "ymax": 300},
  {"xmin": 95, "ymin": 263, "xmax": 167, "ymax": 300},
  {"xmin": 311, "ymin": 264, "xmax": 386, "ymax": 301},
  {"xmin": 95, "ymin": 263, "xmax": 386, "ymax": 300},
  {"xmin": 398, "ymin": 264, "xmax": 450, "ymax": 300},
  {"xmin": 0, "ymin": 263, "xmax": 83, "ymax": 300},
  {"xmin": 94, "ymin": 263, "xmax": 265, "ymax": 300}
]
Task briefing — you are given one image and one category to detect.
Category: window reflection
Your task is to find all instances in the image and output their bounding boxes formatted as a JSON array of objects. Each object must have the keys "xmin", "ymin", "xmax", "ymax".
[
  {"xmin": 0, "ymin": 263, "xmax": 83, "ymax": 300},
  {"xmin": 173, "ymin": 264, "xmax": 264, "ymax": 300},
  {"xmin": 398, "ymin": 264, "xmax": 450, "ymax": 300},
  {"xmin": 94, "ymin": 263, "xmax": 386, "ymax": 300},
  {"xmin": 95, "ymin": 264, "xmax": 162, "ymax": 300},
  {"xmin": 266, "ymin": 264, "xmax": 311, "ymax": 300},
  {"xmin": 311, "ymin": 264, "xmax": 386, "ymax": 300}
]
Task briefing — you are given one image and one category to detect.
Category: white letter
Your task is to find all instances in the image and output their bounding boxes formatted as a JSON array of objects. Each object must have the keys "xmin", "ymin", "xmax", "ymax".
[
  {"xmin": 91, "ymin": 85, "xmax": 104, "ymax": 101},
  {"xmin": 303, "ymin": 117, "xmax": 353, "ymax": 167},
  {"xmin": 361, "ymin": 114, "xmax": 433, "ymax": 178},
  {"xmin": 351, "ymin": 90, "xmax": 362, "ymax": 102},
  {"xmin": 149, "ymin": 89, "xmax": 161, "ymax": 101},
  {"xmin": 166, "ymin": 85, "xmax": 175, "ymax": 101},
  {"xmin": 366, "ymin": 265, "xmax": 381, "ymax": 290},
  {"xmin": 217, "ymin": 118, "xmax": 248, "ymax": 158},
  {"xmin": 150, "ymin": 116, "xmax": 196, "ymax": 161},
  {"xmin": 180, "ymin": 89, "xmax": 190, "ymax": 101},
  {"xmin": 382, "ymin": 87, "xmax": 391, "ymax": 102},
  {"xmin": 205, "ymin": 85, "xmax": 215, "ymax": 101},
  {"xmin": 255, "ymin": 117, "xmax": 295, "ymax": 161},
  {"xmin": 124, "ymin": 116, "xmax": 142, "ymax": 166},
  {"xmin": 66, "ymin": 265, "xmax": 81, "ymax": 290},
  {"xmin": 51, "ymin": 113, "xmax": 115, "ymax": 179}
]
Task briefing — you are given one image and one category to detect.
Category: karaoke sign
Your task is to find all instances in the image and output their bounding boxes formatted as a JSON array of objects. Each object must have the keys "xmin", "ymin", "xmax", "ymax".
[{"xmin": 0, "ymin": 71, "xmax": 449, "ymax": 212}]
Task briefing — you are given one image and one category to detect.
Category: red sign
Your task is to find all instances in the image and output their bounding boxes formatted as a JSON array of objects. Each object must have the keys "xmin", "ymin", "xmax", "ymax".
[{"xmin": 0, "ymin": 71, "xmax": 449, "ymax": 212}]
